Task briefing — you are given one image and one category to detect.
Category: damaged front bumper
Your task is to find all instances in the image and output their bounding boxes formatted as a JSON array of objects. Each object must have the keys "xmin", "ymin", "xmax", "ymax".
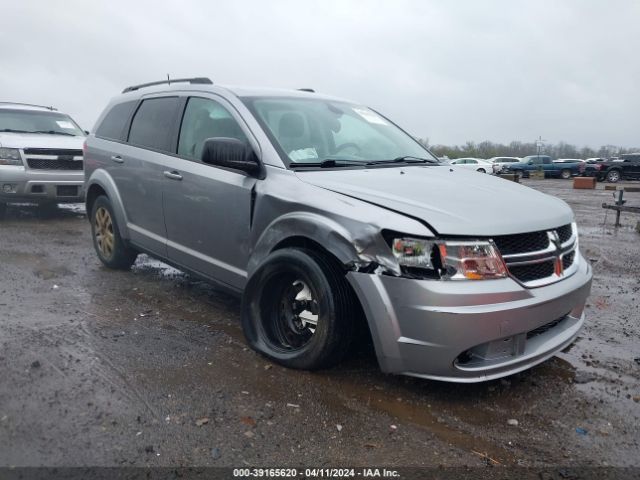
[{"xmin": 347, "ymin": 252, "xmax": 592, "ymax": 382}]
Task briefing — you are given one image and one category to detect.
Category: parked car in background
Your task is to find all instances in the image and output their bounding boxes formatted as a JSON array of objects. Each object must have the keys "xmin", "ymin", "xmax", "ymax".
[
  {"xmin": 488, "ymin": 156, "xmax": 521, "ymax": 174},
  {"xmin": 585, "ymin": 157, "xmax": 607, "ymax": 164},
  {"xmin": 83, "ymin": 77, "xmax": 591, "ymax": 382},
  {"xmin": 502, "ymin": 155, "xmax": 581, "ymax": 179},
  {"xmin": 553, "ymin": 158, "xmax": 584, "ymax": 164},
  {"xmin": 448, "ymin": 157, "xmax": 493, "ymax": 173},
  {"xmin": 0, "ymin": 102, "xmax": 85, "ymax": 216},
  {"xmin": 580, "ymin": 153, "xmax": 640, "ymax": 182}
]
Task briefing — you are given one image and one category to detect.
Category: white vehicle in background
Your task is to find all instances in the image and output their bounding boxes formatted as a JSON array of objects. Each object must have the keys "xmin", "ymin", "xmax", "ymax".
[
  {"xmin": 488, "ymin": 156, "xmax": 521, "ymax": 174},
  {"xmin": 0, "ymin": 102, "xmax": 86, "ymax": 217},
  {"xmin": 448, "ymin": 157, "xmax": 493, "ymax": 173}
]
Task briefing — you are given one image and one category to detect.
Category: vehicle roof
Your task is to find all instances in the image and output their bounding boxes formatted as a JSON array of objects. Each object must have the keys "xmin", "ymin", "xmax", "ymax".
[
  {"xmin": 116, "ymin": 82, "xmax": 353, "ymax": 103},
  {"xmin": 0, "ymin": 102, "xmax": 57, "ymax": 112}
]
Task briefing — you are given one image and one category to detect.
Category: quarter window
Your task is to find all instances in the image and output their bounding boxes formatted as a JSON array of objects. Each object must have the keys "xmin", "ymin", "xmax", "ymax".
[
  {"xmin": 128, "ymin": 97, "xmax": 180, "ymax": 152},
  {"xmin": 178, "ymin": 97, "xmax": 248, "ymax": 160}
]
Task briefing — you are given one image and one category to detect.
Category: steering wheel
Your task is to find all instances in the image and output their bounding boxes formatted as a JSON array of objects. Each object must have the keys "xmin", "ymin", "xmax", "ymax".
[{"xmin": 334, "ymin": 142, "xmax": 361, "ymax": 155}]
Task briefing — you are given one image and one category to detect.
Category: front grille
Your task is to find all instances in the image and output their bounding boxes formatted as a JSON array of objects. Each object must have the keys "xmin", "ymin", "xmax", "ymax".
[
  {"xmin": 562, "ymin": 251, "xmax": 575, "ymax": 269},
  {"xmin": 527, "ymin": 315, "xmax": 567, "ymax": 339},
  {"xmin": 23, "ymin": 148, "xmax": 83, "ymax": 156},
  {"xmin": 27, "ymin": 158, "xmax": 83, "ymax": 170},
  {"xmin": 493, "ymin": 231, "xmax": 549, "ymax": 255},
  {"xmin": 493, "ymin": 223, "xmax": 577, "ymax": 286},
  {"xmin": 508, "ymin": 261, "xmax": 555, "ymax": 283},
  {"xmin": 557, "ymin": 224, "xmax": 573, "ymax": 243}
]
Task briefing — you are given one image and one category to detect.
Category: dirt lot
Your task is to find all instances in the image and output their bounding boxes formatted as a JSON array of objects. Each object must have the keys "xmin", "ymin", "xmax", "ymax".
[{"xmin": 0, "ymin": 179, "xmax": 638, "ymax": 469}]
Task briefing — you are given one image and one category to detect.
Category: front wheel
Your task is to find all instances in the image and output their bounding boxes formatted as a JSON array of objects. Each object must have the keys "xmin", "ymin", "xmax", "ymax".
[
  {"xmin": 0, "ymin": 202, "xmax": 6, "ymax": 219},
  {"xmin": 606, "ymin": 170, "xmax": 621, "ymax": 183},
  {"xmin": 90, "ymin": 195, "xmax": 137, "ymax": 269},
  {"xmin": 514, "ymin": 170, "xmax": 524, "ymax": 180},
  {"xmin": 241, "ymin": 248, "xmax": 356, "ymax": 370},
  {"xmin": 477, "ymin": 168, "xmax": 486, "ymax": 173},
  {"xmin": 560, "ymin": 169, "xmax": 571, "ymax": 180}
]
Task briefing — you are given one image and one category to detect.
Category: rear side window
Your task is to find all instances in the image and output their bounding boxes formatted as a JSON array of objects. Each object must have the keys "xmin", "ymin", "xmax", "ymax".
[
  {"xmin": 128, "ymin": 97, "xmax": 180, "ymax": 152},
  {"xmin": 95, "ymin": 101, "xmax": 137, "ymax": 141}
]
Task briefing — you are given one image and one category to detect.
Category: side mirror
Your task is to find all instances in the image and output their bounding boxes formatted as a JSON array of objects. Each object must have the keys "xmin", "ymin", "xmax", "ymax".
[
  {"xmin": 84, "ymin": 130, "xmax": 90, "ymax": 136},
  {"xmin": 201, "ymin": 137, "xmax": 261, "ymax": 176}
]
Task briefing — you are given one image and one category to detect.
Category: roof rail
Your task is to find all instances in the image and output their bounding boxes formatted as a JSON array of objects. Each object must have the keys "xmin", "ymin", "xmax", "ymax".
[
  {"xmin": 0, "ymin": 101, "xmax": 57, "ymax": 111},
  {"xmin": 298, "ymin": 88, "xmax": 315, "ymax": 93},
  {"xmin": 122, "ymin": 77, "xmax": 213, "ymax": 94}
]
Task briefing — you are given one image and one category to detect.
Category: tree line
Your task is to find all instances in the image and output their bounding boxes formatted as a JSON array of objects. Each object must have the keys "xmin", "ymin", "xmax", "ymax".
[{"xmin": 416, "ymin": 139, "xmax": 640, "ymax": 160}]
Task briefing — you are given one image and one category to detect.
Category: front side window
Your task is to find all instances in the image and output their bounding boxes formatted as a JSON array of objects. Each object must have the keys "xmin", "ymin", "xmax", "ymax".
[
  {"xmin": 178, "ymin": 97, "xmax": 248, "ymax": 160},
  {"xmin": 128, "ymin": 97, "xmax": 180, "ymax": 152},
  {"xmin": 242, "ymin": 97, "xmax": 436, "ymax": 166},
  {"xmin": 0, "ymin": 109, "xmax": 84, "ymax": 136}
]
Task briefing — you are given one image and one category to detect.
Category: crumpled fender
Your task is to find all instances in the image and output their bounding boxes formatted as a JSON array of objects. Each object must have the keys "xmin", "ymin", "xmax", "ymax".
[{"xmin": 248, "ymin": 211, "xmax": 413, "ymax": 278}]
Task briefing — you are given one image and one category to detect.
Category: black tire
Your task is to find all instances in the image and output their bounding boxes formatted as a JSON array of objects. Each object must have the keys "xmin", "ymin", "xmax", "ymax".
[
  {"xmin": 606, "ymin": 169, "xmax": 621, "ymax": 183},
  {"xmin": 514, "ymin": 170, "xmax": 524, "ymax": 180},
  {"xmin": 241, "ymin": 248, "xmax": 356, "ymax": 370},
  {"xmin": 0, "ymin": 202, "xmax": 6, "ymax": 219},
  {"xmin": 90, "ymin": 195, "xmax": 137, "ymax": 269},
  {"xmin": 477, "ymin": 168, "xmax": 486, "ymax": 173},
  {"xmin": 560, "ymin": 169, "xmax": 571, "ymax": 180}
]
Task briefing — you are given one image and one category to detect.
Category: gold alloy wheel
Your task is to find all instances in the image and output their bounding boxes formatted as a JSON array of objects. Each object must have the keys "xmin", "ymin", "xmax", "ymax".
[{"xmin": 94, "ymin": 207, "xmax": 115, "ymax": 258}]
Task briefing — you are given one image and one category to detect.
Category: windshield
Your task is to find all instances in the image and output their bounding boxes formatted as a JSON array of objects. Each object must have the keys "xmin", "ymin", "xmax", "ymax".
[
  {"xmin": 0, "ymin": 109, "xmax": 84, "ymax": 136},
  {"xmin": 242, "ymin": 97, "xmax": 437, "ymax": 167}
]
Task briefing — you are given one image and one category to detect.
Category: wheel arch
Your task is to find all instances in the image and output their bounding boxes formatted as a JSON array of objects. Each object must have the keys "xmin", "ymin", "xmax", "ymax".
[{"xmin": 85, "ymin": 170, "xmax": 130, "ymax": 240}]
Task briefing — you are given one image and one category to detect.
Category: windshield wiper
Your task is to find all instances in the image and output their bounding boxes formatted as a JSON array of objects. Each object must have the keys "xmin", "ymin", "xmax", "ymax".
[
  {"xmin": 0, "ymin": 128, "xmax": 33, "ymax": 134},
  {"xmin": 367, "ymin": 156, "xmax": 439, "ymax": 166},
  {"xmin": 289, "ymin": 159, "xmax": 365, "ymax": 169},
  {"xmin": 30, "ymin": 130, "xmax": 76, "ymax": 136}
]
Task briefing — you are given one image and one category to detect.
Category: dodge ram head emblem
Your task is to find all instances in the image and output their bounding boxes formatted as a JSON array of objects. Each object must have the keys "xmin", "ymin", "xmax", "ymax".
[{"xmin": 548, "ymin": 230, "xmax": 564, "ymax": 276}]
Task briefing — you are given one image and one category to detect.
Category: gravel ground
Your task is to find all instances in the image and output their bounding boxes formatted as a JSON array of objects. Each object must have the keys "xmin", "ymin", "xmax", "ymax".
[{"xmin": 0, "ymin": 179, "xmax": 638, "ymax": 469}]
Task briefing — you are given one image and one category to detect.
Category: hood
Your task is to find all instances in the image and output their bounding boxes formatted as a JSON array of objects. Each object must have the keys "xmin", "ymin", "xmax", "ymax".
[
  {"xmin": 295, "ymin": 165, "xmax": 573, "ymax": 236},
  {"xmin": 0, "ymin": 132, "xmax": 85, "ymax": 150}
]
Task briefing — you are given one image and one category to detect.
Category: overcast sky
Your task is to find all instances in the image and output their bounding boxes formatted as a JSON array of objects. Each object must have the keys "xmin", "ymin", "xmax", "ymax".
[{"xmin": 1, "ymin": 0, "xmax": 638, "ymax": 147}]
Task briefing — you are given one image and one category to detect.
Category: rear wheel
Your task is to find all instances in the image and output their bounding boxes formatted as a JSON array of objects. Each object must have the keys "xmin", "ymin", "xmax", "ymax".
[
  {"xmin": 477, "ymin": 168, "xmax": 486, "ymax": 173},
  {"xmin": 560, "ymin": 169, "xmax": 571, "ymax": 179},
  {"xmin": 90, "ymin": 195, "xmax": 137, "ymax": 269},
  {"xmin": 606, "ymin": 169, "xmax": 621, "ymax": 183},
  {"xmin": 241, "ymin": 248, "xmax": 356, "ymax": 370}
]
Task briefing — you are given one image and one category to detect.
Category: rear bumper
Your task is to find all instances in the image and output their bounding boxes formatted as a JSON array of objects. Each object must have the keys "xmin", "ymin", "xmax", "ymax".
[
  {"xmin": 0, "ymin": 166, "xmax": 85, "ymax": 203},
  {"xmin": 347, "ymin": 252, "xmax": 592, "ymax": 382}
]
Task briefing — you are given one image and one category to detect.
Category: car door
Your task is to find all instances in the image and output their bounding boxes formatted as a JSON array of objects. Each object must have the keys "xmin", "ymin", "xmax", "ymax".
[
  {"xmin": 112, "ymin": 96, "xmax": 181, "ymax": 256},
  {"xmin": 162, "ymin": 95, "xmax": 259, "ymax": 290}
]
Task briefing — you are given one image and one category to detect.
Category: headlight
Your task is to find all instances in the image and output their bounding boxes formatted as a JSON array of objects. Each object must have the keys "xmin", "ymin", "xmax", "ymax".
[
  {"xmin": 391, "ymin": 236, "xmax": 507, "ymax": 280},
  {"xmin": 0, "ymin": 148, "xmax": 22, "ymax": 166}
]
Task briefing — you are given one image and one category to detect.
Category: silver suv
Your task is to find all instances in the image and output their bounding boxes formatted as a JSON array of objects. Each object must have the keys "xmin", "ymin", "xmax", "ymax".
[
  {"xmin": 84, "ymin": 78, "xmax": 592, "ymax": 382},
  {"xmin": 0, "ymin": 102, "xmax": 86, "ymax": 215}
]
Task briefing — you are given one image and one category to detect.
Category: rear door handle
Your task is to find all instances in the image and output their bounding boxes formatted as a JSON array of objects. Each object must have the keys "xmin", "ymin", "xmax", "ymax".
[
  {"xmin": 110, "ymin": 155, "xmax": 124, "ymax": 164},
  {"xmin": 163, "ymin": 170, "xmax": 183, "ymax": 181}
]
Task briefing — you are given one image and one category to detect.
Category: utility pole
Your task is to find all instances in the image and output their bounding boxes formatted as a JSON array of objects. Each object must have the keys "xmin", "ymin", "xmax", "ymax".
[{"xmin": 536, "ymin": 136, "xmax": 546, "ymax": 157}]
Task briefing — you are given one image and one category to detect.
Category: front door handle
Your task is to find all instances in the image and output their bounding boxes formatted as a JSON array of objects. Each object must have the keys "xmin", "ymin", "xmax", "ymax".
[
  {"xmin": 111, "ymin": 155, "xmax": 124, "ymax": 164},
  {"xmin": 163, "ymin": 170, "xmax": 183, "ymax": 181}
]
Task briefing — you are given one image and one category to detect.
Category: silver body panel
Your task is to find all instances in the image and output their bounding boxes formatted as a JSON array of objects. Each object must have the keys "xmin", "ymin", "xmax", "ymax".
[{"xmin": 85, "ymin": 83, "xmax": 593, "ymax": 382}]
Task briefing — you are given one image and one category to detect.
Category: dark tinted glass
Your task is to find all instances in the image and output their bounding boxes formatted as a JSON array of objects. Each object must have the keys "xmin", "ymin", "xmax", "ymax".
[
  {"xmin": 95, "ymin": 101, "xmax": 137, "ymax": 140},
  {"xmin": 128, "ymin": 97, "xmax": 179, "ymax": 151}
]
